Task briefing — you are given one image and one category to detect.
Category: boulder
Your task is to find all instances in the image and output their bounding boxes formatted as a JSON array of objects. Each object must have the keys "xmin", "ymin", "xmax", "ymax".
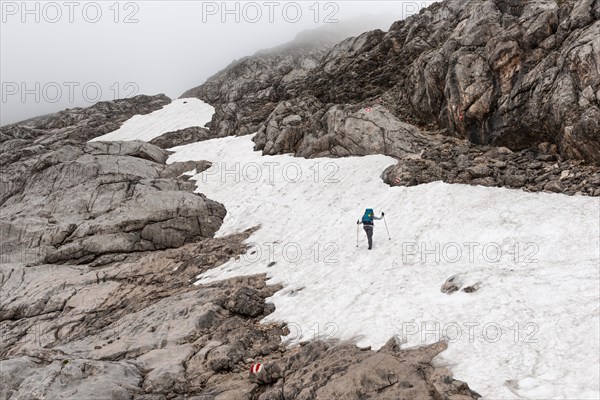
[
  {"xmin": 149, "ymin": 126, "xmax": 212, "ymax": 149},
  {"xmin": 441, "ymin": 276, "xmax": 461, "ymax": 294},
  {"xmin": 224, "ymin": 287, "xmax": 266, "ymax": 318}
]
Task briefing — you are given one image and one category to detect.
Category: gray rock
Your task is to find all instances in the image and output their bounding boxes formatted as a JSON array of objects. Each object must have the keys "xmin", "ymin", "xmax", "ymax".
[
  {"xmin": 0, "ymin": 94, "xmax": 171, "ymax": 206},
  {"xmin": 184, "ymin": 0, "xmax": 600, "ymax": 163},
  {"xmin": 381, "ymin": 134, "xmax": 599, "ymax": 196},
  {"xmin": 0, "ymin": 230, "xmax": 479, "ymax": 399},
  {"xmin": 281, "ymin": 114, "xmax": 302, "ymax": 126},
  {"xmin": 142, "ymin": 363, "xmax": 187, "ymax": 394},
  {"xmin": 249, "ymin": 363, "xmax": 282, "ymax": 385},
  {"xmin": 441, "ymin": 276, "xmax": 461, "ymax": 294},
  {"xmin": 0, "ymin": 357, "xmax": 42, "ymax": 397},
  {"xmin": 1, "ymin": 358, "xmax": 143, "ymax": 400},
  {"xmin": 544, "ymin": 180, "xmax": 564, "ymax": 193},
  {"xmin": 181, "ymin": 21, "xmax": 391, "ymax": 138},
  {"xmin": 504, "ymin": 174, "xmax": 528, "ymax": 188},
  {"xmin": 463, "ymin": 283, "xmax": 481, "ymax": 293},
  {"xmin": 207, "ymin": 345, "xmax": 243, "ymax": 372},
  {"xmin": 224, "ymin": 287, "xmax": 265, "ymax": 318},
  {"xmin": 160, "ymin": 160, "xmax": 212, "ymax": 179},
  {"xmin": 274, "ymin": 340, "xmax": 479, "ymax": 400},
  {"xmin": 85, "ymin": 140, "xmax": 169, "ymax": 164},
  {"xmin": 467, "ymin": 165, "xmax": 491, "ymax": 179},
  {"xmin": 387, "ymin": 156, "xmax": 445, "ymax": 186},
  {"xmin": 149, "ymin": 126, "xmax": 212, "ymax": 149},
  {"xmin": 0, "ymin": 99, "xmax": 226, "ymax": 265},
  {"xmin": 254, "ymin": 97, "xmax": 431, "ymax": 159}
]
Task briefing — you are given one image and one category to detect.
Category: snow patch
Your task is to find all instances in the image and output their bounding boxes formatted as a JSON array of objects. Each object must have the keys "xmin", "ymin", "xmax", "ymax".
[
  {"xmin": 170, "ymin": 134, "xmax": 599, "ymax": 400},
  {"xmin": 90, "ymin": 98, "xmax": 213, "ymax": 142}
]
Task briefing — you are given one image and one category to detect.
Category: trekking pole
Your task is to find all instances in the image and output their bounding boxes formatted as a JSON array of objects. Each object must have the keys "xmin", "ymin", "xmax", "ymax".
[
  {"xmin": 356, "ymin": 221, "xmax": 359, "ymax": 247},
  {"xmin": 383, "ymin": 215, "xmax": 391, "ymax": 240}
]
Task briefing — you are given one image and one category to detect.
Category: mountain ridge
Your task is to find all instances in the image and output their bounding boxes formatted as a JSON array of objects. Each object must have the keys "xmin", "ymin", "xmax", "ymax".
[{"xmin": 183, "ymin": 0, "xmax": 600, "ymax": 163}]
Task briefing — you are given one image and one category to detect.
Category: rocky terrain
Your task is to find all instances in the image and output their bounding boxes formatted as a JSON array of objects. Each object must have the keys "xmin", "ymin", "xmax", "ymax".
[
  {"xmin": 0, "ymin": 95, "xmax": 480, "ymax": 399},
  {"xmin": 382, "ymin": 132, "xmax": 600, "ymax": 196},
  {"xmin": 149, "ymin": 127, "xmax": 212, "ymax": 150},
  {"xmin": 2, "ymin": 0, "xmax": 598, "ymax": 398},
  {"xmin": 181, "ymin": 35, "xmax": 341, "ymax": 139},
  {"xmin": 181, "ymin": 17, "xmax": 400, "ymax": 138},
  {"xmin": 304, "ymin": 0, "xmax": 600, "ymax": 162},
  {"xmin": 0, "ymin": 234, "xmax": 480, "ymax": 400},
  {"xmin": 184, "ymin": 0, "xmax": 600, "ymax": 195},
  {"xmin": 0, "ymin": 95, "xmax": 224, "ymax": 266}
]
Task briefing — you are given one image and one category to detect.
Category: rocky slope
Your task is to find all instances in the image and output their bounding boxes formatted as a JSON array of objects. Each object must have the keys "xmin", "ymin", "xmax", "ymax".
[
  {"xmin": 0, "ymin": 236, "xmax": 480, "ymax": 400},
  {"xmin": 181, "ymin": 17, "xmax": 409, "ymax": 138},
  {"xmin": 304, "ymin": 0, "xmax": 600, "ymax": 163},
  {"xmin": 1, "ymin": 94, "xmax": 171, "ymax": 206},
  {"xmin": 149, "ymin": 126, "xmax": 212, "ymax": 149},
  {"xmin": 1, "ymin": 95, "xmax": 225, "ymax": 266},
  {"xmin": 181, "ymin": 36, "xmax": 342, "ymax": 139},
  {"xmin": 184, "ymin": 0, "xmax": 600, "ymax": 195},
  {"xmin": 1, "ymin": 96, "xmax": 480, "ymax": 399},
  {"xmin": 381, "ymin": 132, "xmax": 600, "ymax": 196}
]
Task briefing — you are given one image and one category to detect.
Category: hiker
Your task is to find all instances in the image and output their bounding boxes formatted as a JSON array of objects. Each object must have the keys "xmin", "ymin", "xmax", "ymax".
[{"xmin": 357, "ymin": 208, "xmax": 384, "ymax": 250}]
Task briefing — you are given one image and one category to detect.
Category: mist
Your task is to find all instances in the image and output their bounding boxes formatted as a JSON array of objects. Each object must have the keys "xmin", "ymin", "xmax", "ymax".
[{"xmin": 1, "ymin": 1, "xmax": 433, "ymax": 126}]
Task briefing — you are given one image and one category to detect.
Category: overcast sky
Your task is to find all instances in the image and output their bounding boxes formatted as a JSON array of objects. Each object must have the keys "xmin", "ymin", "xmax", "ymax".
[{"xmin": 1, "ymin": 1, "xmax": 434, "ymax": 125}]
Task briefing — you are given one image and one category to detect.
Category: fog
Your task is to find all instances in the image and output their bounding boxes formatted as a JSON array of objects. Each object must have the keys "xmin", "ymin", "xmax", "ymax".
[{"xmin": 1, "ymin": 1, "xmax": 433, "ymax": 125}]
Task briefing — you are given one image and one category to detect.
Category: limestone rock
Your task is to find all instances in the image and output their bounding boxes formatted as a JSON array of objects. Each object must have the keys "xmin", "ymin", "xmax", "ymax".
[
  {"xmin": 382, "ymin": 134, "xmax": 600, "ymax": 196},
  {"xmin": 441, "ymin": 276, "xmax": 461, "ymax": 294},
  {"xmin": 184, "ymin": 0, "xmax": 600, "ymax": 163},
  {"xmin": 224, "ymin": 287, "xmax": 266, "ymax": 318},
  {"xmin": 149, "ymin": 126, "xmax": 212, "ymax": 149},
  {"xmin": 0, "ymin": 98, "xmax": 226, "ymax": 265}
]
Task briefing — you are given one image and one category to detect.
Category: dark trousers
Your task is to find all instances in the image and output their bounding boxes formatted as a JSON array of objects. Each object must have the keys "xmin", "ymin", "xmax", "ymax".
[{"xmin": 363, "ymin": 225, "xmax": 373, "ymax": 249}]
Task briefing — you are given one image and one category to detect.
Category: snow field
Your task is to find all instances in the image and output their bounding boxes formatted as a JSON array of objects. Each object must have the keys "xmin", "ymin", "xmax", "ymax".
[{"xmin": 100, "ymin": 99, "xmax": 600, "ymax": 399}]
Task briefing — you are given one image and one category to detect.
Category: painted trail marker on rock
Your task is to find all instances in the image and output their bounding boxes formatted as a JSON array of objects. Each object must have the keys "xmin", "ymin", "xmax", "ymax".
[
  {"xmin": 249, "ymin": 362, "xmax": 281, "ymax": 384},
  {"xmin": 250, "ymin": 363, "xmax": 263, "ymax": 375}
]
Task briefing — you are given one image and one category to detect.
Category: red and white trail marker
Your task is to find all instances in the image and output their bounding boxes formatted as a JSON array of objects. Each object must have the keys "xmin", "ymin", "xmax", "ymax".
[{"xmin": 250, "ymin": 363, "xmax": 263, "ymax": 375}]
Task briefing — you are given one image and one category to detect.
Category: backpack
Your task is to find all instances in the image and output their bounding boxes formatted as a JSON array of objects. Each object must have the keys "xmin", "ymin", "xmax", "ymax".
[{"xmin": 362, "ymin": 208, "xmax": 374, "ymax": 224}]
